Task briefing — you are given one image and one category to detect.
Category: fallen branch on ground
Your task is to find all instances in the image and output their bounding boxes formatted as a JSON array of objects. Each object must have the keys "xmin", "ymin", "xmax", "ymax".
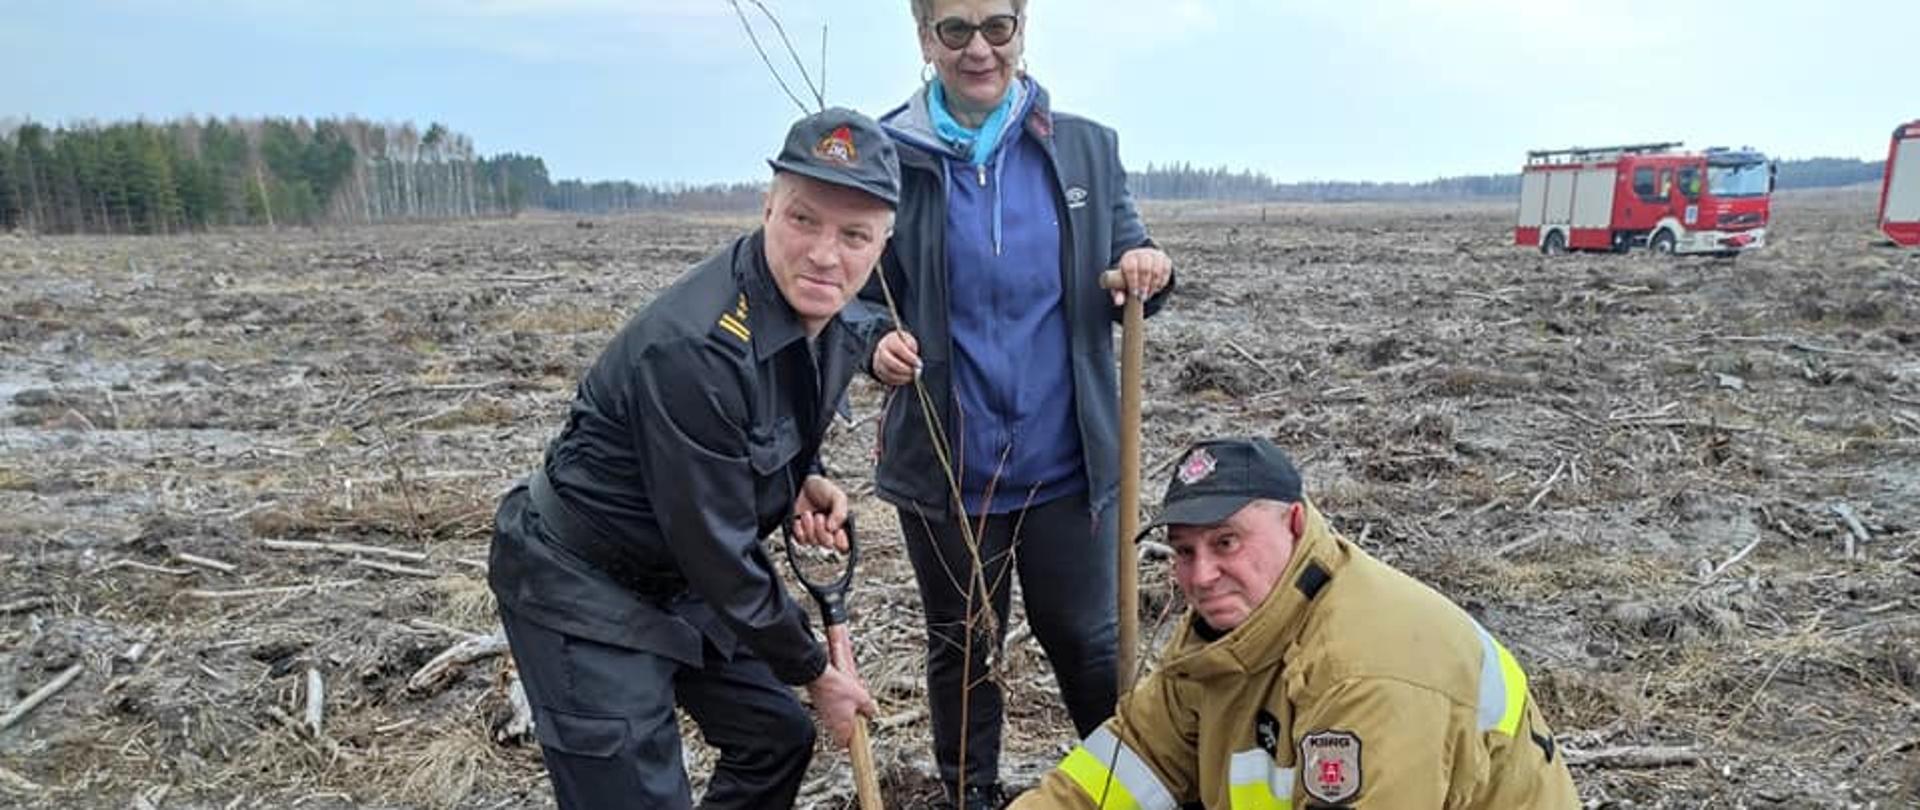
[
  {"xmin": 261, "ymin": 538, "xmax": 428, "ymax": 563},
  {"xmin": 0, "ymin": 664, "xmax": 84, "ymax": 731},
  {"xmin": 0, "ymin": 764, "xmax": 42, "ymax": 794},
  {"xmin": 180, "ymin": 579, "xmax": 363, "ymax": 600},
  {"xmin": 348, "ymin": 557, "xmax": 439, "ymax": 578},
  {"xmin": 0, "ymin": 596, "xmax": 51, "ymax": 615},
  {"xmin": 407, "ymin": 631, "xmax": 509, "ymax": 694},
  {"xmin": 1700, "ymin": 535, "xmax": 1763, "ymax": 585},
  {"xmin": 1562, "ymin": 744, "xmax": 1702, "ymax": 769},
  {"xmin": 173, "ymin": 552, "xmax": 237, "ymax": 574},
  {"xmin": 305, "ymin": 668, "xmax": 325, "ymax": 738},
  {"xmin": 1832, "ymin": 502, "xmax": 1870, "ymax": 558}
]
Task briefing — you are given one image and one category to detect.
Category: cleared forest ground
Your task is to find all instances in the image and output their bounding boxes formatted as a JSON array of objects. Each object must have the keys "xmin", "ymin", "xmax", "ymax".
[{"xmin": 1, "ymin": 189, "xmax": 1916, "ymax": 808}]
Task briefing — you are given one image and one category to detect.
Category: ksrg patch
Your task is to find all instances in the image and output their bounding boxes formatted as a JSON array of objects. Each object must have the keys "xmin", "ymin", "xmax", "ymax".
[{"xmin": 1299, "ymin": 730, "xmax": 1361, "ymax": 804}]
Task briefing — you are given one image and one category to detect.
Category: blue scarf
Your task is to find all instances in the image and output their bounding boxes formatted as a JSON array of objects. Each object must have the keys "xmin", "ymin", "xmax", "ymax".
[{"xmin": 928, "ymin": 79, "xmax": 1020, "ymax": 167}]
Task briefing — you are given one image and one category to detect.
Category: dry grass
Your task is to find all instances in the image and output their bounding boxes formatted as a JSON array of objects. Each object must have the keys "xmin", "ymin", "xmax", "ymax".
[
  {"xmin": 395, "ymin": 727, "xmax": 503, "ymax": 810},
  {"xmin": 432, "ymin": 575, "xmax": 498, "ymax": 631},
  {"xmin": 506, "ymin": 304, "xmax": 624, "ymax": 335}
]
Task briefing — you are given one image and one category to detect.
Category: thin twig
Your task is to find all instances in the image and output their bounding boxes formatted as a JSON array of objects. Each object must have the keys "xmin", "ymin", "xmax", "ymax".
[
  {"xmin": 1224, "ymin": 339, "xmax": 1279, "ymax": 380},
  {"xmin": 0, "ymin": 596, "xmax": 52, "ymax": 615},
  {"xmin": 728, "ymin": 0, "xmax": 813, "ymax": 115},
  {"xmin": 105, "ymin": 559, "xmax": 193, "ymax": 576},
  {"xmin": 748, "ymin": 0, "xmax": 824, "ymax": 108},
  {"xmin": 348, "ymin": 557, "xmax": 439, "ymax": 579},
  {"xmin": 1496, "ymin": 529, "xmax": 1551, "ymax": 558},
  {"xmin": 1526, "ymin": 460, "xmax": 1567, "ymax": 511},
  {"xmin": 1700, "ymin": 535, "xmax": 1763, "ymax": 585},
  {"xmin": 173, "ymin": 552, "xmax": 237, "ymax": 574}
]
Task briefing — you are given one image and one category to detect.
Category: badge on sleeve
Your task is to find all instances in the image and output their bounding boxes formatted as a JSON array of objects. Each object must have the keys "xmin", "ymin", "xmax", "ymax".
[
  {"xmin": 1299, "ymin": 730, "xmax": 1362, "ymax": 804},
  {"xmin": 1255, "ymin": 709, "xmax": 1280, "ymax": 756}
]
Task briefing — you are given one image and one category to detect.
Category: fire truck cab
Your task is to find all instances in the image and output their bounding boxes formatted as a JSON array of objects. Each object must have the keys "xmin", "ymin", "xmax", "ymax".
[
  {"xmin": 1880, "ymin": 121, "xmax": 1920, "ymax": 247},
  {"xmin": 1515, "ymin": 142, "xmax": 1774, "ymax": 256}
]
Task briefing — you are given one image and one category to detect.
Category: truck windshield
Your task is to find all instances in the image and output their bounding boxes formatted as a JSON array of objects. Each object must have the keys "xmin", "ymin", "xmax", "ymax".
[{"xmin": 1708, "ymin": 162, "xmax": 1769, "ymax": 198}]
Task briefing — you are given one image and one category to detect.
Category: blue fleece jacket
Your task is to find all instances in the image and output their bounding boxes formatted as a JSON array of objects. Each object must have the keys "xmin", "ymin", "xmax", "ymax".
[{"xmin": 884, "ymin": 78, "xmax": 1082, "ymax": 514}]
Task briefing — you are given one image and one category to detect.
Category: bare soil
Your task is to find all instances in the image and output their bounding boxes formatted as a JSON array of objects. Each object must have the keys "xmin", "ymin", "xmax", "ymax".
[{"xmin": 2, "ymin": 190, "xmax": 1916, "ymax": 809}]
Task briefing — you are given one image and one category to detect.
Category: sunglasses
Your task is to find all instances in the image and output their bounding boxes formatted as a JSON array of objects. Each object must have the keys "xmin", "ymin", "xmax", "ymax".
[{"xmin": 931, "ymin": 14, "xmax": 1019, "ymax": 50}]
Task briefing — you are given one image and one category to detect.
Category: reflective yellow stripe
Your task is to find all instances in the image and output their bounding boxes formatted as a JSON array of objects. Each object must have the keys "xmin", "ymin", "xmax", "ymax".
[
  {"xmin": 1056, "ymin": 727, "xmax": 1177, "ymax": 810},
  {"xmin": 1472, "ymin": 620, "xmax": 1530, "ymax": 736},
  {"xmin": 1226, "ymin": 748, "xmax": 1293, "ymax": 810},
  {"xmin": 1060, "ymin": 746, "xmax": 1142, "ymax": 810},
  {"xmin": 1492, "ymin": 637, "xmax": 1529, "ymax": 736},
  {"xmin": 717, "ymin": 314, "xmax": 750, "ymax": 342}
]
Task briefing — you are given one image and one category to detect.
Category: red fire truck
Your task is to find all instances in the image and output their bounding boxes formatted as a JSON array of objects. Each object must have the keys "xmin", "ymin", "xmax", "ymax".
[
  {"xmin": 1879, "ymin": 121, "xmax": 1920, "ymax": 247},
  {"xmin": 1515, "ymin": 142, "xmax": 1774, "ymax": 256}
]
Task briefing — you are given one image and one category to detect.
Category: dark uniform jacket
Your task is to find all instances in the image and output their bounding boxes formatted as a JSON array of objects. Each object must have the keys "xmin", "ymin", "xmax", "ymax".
[
  {"xmin": 860, "ymin": 80, "xmax": 1172, "ymax": 520},
  {"xmin": 489, "ymin": 230, "xmax": 868, "ymax": 686}
]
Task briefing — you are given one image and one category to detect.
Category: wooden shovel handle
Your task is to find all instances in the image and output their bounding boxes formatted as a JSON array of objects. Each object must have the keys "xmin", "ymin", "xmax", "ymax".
[
  {"xmin": 827, "ymin": 625, "xmax": 884, "ymax": 810},
  {"xmin": 1100, "ymin": 268, "xmax": 1145, "ymax": 691}
]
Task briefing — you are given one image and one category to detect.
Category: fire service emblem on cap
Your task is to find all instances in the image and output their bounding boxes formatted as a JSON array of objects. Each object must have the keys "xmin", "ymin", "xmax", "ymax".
[
  {"xmin": 1177, "ymin": 447, "xmax": 1217, "ymax": 485},
  {"xmin": 814, "ymin": 126, "xmax": 857, "ymax": 166}
]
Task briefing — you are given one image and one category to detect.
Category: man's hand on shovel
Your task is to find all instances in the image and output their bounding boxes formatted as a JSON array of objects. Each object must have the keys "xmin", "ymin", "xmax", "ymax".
[
  {"xmin": 804, "ymin": 650, "xmax": 878, "ymax": 747},
  {"xmin": 785, "ymin": 489, "xmax": 886, "ymax": 809}
]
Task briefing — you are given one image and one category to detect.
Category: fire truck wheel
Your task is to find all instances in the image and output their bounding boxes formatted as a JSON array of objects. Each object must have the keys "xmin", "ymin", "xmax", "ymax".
[
  {"xmin": 1650, "ymin": 230, "xmax": 1677, "ymax": 255},
  {"xmin": 1542, "ymin": 231, "xmax": 1567, "ymax": 256}
]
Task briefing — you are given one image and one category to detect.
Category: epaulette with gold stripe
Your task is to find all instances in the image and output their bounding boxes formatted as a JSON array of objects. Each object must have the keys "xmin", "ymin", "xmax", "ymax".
[{"xmin": 712, "ymin": 293, "xmax": 751, "ymax": 353}]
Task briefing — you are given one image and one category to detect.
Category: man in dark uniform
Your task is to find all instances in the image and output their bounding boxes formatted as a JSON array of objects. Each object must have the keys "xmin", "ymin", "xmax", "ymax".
[{"xmin": 487, "ymin": 107, "xmax": 901, "ymax": 810}]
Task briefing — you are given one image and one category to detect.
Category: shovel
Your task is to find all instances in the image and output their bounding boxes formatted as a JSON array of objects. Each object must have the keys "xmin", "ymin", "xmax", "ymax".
[
  {"xmin": 1101, "ymin": 270, "xmax": 1144, "ymax": 691},
  {"xmin": 782, "ymin": 516, "xmax": 883, "ymax": 810}
]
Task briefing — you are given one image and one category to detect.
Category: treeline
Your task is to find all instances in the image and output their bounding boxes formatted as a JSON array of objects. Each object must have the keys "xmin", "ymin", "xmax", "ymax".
[
  {"xmin": 0, "ymin": 117, "xmax": 790, "ymax": 233},
  {"xmin": 1130, "ymin": 157, "xmax": 1885, "ymax": 203},
  {"xmin": 544, "ymin": 179, "xmax": 764, "ymax": 214},
  {"xmin": 1, "ymin": 117, "xmax": 1892, "ymax": 233},
  {"xmin": 1132, "ymin": 162, "xmax": 1519, "ymax": 202},
  {"xmin": 0, "ymin": 118, "xmax": 562, "ymax": 233},
  {"xmin": 1774, "ymin": 157, "xmax": 1884, "ymax": 190}
]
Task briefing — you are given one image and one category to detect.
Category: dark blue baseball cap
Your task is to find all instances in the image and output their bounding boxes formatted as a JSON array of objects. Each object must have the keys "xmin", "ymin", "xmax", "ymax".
[
  {"xmin": 767, "ymin": 107, "xmax": 900, "ymax": 207},
  {"xmin": 1140, "ymin": 437, "xmax": 1304, "ymax": 540}
]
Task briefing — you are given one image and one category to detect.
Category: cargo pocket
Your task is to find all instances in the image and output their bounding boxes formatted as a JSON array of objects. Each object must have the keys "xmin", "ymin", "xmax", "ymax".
[{"xmin": 534, "ymin": 708, "xmax": 627, "ymax": 759}]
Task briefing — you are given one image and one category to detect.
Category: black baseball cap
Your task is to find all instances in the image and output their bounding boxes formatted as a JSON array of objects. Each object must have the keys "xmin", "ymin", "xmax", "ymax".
[
  {"xmin": 1139, "ymin": 438, "xmax": 1304, "ymax": 540},
  {"xmin": 767, "ymin": 107, "xmax": 900, "ymax": 207}
]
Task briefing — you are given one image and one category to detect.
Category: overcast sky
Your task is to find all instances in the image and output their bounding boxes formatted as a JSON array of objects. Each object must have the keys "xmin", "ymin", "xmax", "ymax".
[{"xmin": 5, "ymin": 0, "xmax": 1914, "ymax": 184}]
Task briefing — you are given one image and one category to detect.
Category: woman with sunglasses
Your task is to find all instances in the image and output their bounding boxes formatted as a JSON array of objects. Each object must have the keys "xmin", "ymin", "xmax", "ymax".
[{"xmin": 860, "ymin": 2, "xmax": 1174, "ymax": 808}]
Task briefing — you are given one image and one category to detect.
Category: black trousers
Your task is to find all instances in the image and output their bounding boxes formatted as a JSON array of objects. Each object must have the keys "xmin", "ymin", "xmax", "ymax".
[
  {"xmin": 899, "ymin": 490, "xmax": 1118, "ymax": 796},
  {"xmin": 500, "ymin": 606, "xmax": 815, "ymax": 810}
]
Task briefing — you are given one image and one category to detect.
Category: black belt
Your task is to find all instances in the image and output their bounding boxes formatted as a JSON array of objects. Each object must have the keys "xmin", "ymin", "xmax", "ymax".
[{"xmin": 527, "ymin": 468, "xmax": 685, "ymax": 598}]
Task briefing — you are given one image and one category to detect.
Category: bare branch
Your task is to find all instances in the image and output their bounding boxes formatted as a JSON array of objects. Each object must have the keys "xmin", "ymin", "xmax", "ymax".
[
  {"xmin": 727, "ymin": 0, "xmax": 813, "ymax": 116},
  {"xmin": 748, "ymin": 0, "xmax": 824, "ymax": 109}
]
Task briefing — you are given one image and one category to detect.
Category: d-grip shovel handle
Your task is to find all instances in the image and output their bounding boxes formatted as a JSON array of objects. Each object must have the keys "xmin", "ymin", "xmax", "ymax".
[
  {"xmin": 782, "ymin": 516, "xmax": 883, "ymax": 810},
  {"xmin": 781, "ymin": 513, "xmax": 859, "ymax": 626}
]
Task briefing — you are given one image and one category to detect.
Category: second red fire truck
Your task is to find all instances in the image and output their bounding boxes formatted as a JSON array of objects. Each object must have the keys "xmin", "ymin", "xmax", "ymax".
[
  {"xmin": 1879, "ymin": 121, "xmax": 1920, "ymax": 248},
  {"xmin": 1515, "ymin": 142, "xmax": 1774, "ymax": 256}
]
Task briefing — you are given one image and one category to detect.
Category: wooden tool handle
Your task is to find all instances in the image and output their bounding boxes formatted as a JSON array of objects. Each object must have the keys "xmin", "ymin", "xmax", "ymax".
[
  {"xmin": 1100, "ymin": 268, "xmax": 1145, "ymax": 690},
  {"xmin": 826, "ymin": 624, "xmax": 884, "ymax": 809},
  {"xmin": 850, "ymin": 717, "xmax": 883, "ymax": 809}
]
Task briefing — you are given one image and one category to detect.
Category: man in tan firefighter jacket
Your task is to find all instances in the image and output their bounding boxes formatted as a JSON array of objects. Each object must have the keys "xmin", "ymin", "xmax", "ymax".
[{"xmin": 1012, "ymin": 437, "xmax": 1579, "ymax": 809}]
